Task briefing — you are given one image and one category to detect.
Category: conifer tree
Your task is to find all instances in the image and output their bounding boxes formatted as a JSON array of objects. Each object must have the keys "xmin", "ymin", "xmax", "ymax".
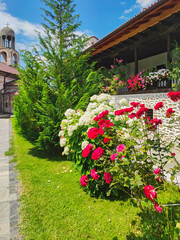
[{"xmin": 14, "ymin": 0, "xmax": 102, "ymax": 153}]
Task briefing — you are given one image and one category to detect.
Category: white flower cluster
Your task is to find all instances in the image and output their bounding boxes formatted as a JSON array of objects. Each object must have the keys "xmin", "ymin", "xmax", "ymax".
[
  {"xmin": 148, "ymin": 69, "xmax": 169, "ymax": 81},
  {"xmin": 81, "ymin": 140, "xmax": 89, "ymax": 150},
  {"xmin": 90, "ymin": 93, "xmax": 111, "ymax": 102},
  {"xmin": 119, "ymin": 98, "xmax": 128, "ymax": 107},
  {"xmin": 65, "ymin": 109, "xmax": 76, "ymax": 118}
]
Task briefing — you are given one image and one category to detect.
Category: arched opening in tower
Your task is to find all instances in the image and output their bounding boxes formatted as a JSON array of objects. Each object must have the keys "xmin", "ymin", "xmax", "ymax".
[{"xmin": 0, "ymin": 51, "xmax": 7, "ymax": 63}]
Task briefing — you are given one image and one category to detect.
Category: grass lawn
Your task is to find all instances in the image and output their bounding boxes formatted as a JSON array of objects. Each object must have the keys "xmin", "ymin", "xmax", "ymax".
[{"xmin": 11, "ymin": 121, "xmax": 180, "ymax": 240}]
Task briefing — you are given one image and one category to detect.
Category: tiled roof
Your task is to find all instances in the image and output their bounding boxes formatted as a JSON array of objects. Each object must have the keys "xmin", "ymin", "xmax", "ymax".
[{"xmin": 0, "ymin": 62, "xmax": 19, "ymax": 75}]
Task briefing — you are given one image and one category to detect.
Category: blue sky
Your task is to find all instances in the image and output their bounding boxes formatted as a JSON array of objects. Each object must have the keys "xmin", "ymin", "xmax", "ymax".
[{"xmin": 0, "ymin": 0, "xmax": 157, "ymax": 53}]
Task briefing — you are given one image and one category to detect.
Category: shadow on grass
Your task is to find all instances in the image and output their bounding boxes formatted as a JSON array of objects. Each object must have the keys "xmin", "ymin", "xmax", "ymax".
[
  {"xmin": 126, "ymin": 204, "xmax": 180, "ymax": 240},
  {"xmin": 28, "ymin": 145, "xmax": 70, "ymax": 162}
]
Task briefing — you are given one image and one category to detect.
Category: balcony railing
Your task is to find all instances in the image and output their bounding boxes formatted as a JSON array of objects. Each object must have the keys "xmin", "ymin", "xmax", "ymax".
[{"xmin": 117, "ymin": 78, "xmax": 172, "ymax": 95}]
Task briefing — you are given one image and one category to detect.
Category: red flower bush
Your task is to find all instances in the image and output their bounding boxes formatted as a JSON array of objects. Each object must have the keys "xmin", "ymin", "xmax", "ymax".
[
  {"xmin": 104, "ymin": 172, "xmax": 112, "ymax": 184},
  {"xmin": 154, "ymin": 202, "xmax": 162, "ymax": 213},
  {"xmin": 136, "ymin": 107, "xmax": 148, "ymax": 118},
  {"xmin": 144, "ymin": 185, "xmax": 157, "ymax": 202},
  {"xmin": 91, "ymin": 147, "xmax": 104, "ymax": 160},
  {"xmin": 90, "ymin": 168, "xmax": 100, "ymax": 180},
  {"xmin": 103, "ymin": 138, "xmax": 111, "ymax": 143},
  {"xmin": 167, "ymin": 91, "xmax": 180, "ymax": 102},
  {"xmin": 82, "ymin": 144, "xmax": 94, "ymax": 158},
  {"xmin": 154, "ymin": 168, "xmax": 161, "ymax": 175},
  {"xmin": 87, "ymin": 127, "xmax": 99, "ymax": 139},
  {"xmin": 130, "ymin": 102, "xmax": 140, "ymax": 107},
  {"xmin": 154, "ymin": 102, "xmax": 163, "ymax": 110},
  {"xmin": 111, "ymin": 153, "xmax": 118, "ymax": 161},
  {"xmin": 80, "ymin": 175, "xmax": 88, "ymax": 187},
  {"xmin": 166, "ymin": 108, "xmax": 175, "ymax": 117}
]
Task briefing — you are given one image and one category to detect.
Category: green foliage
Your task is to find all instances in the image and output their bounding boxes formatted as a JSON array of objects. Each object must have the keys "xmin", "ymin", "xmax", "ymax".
[
  {"xmin": 169, "ymin": 43, "xmax": 180, "ymax": 91},
  {"xmin": 14, "ymin": 0, "xmax": 103, "ymax": 153}
]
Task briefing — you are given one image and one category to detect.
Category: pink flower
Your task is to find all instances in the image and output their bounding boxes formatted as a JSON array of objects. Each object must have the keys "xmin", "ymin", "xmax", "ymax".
[
  {"xmin": 166, "ymin": 108, "xmax": 175, "ymax": 117},
  {"xmin": 80, "ymin": 175, "xmax": 88, "ymax": 187},
  {"xmin": 111, "ymin": 65, "xmax": 114, "ymax": 69},
  {"xmin": 144, "ymin": 185, "xmax": 157, "ymax": 202},
  {"xmin": 116, "ymin": 144, "xmax": 126, "ymax": 152},
  {"xmin": 82, "ymin": 144, "xmax": 94, "ymax": 158},
  {"xmin": 104, "ymin": 172, "xmax": 112, "ymax": 184},
  {"xmin": 154, "ymin": 102, "xmax": 163, "ymax": 110},
  {"xmin": 105, "ymin": 86, "xmax": 108, "ymax": 90},
  {"xmin": 115, "ymin": 77, "xmax": 118, "ymax": 81},
  {"xmin": 91, "ymin": 147, "xmax": 104, "ymax": 160},
  {"xmin": 153, "ymin": 168, "xmax": 161, "ymax": 175},
  {"xmin": 154, "ymin": 202, "xmax": 162, "ymax": 213},
  {"xmin": 103, "ymin": 138, "xmax": 111, "ymax": 143},
  {"xmin": 111, "ymin": 153, "xmax": 118, "ymax": 161},
  {"xmin": 90, "ymin": 168, "xmax": 100, "ymax": 180},
  {"xmin": 119, "ymin": 59, "xmax": 123, "ymax": 63}
]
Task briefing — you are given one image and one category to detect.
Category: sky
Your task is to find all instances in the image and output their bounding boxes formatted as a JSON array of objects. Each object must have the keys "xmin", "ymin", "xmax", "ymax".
[{"xmin": 0, "ymin": 0, "xmax": 157, "ymax": 55}]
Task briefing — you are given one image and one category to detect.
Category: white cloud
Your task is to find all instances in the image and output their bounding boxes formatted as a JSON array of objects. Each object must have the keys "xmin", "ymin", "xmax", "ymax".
[
  {"xmin": 124, "ymin": 7, "xmax": 133, "ymax": 14},
  {"xmin": 136, "ymin": 0, "xmax": 156, "ymax": 8},
  {"xmin": 0, "ymin": 0, "xmax": 44, "ymax": 39},
  {"xmin": 119, "ymin": 15, "xmax": 128, "ymax": 20},
  {"xmin": 120, "ymin": 2, "xmax": 126, "ymax": 5}
]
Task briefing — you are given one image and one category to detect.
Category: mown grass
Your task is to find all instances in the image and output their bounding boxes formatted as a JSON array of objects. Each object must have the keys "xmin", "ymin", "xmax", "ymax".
[{"xmin": 11, "ymin": 119, "xmax": 180, "ymax": 240}]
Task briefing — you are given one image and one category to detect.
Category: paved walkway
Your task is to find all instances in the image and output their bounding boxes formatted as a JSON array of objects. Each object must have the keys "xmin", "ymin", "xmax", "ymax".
[
  {"xmin": 0, "ymin": 119, "xmax": 20, "ymax": 240},
  {"xmin": 0, "ymin": 119, "xmax": 11, "ymax": 240}
]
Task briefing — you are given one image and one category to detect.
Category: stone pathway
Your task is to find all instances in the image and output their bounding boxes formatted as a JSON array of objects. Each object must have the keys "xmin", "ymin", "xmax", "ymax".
[{"xmin": 0, "ymin": 119, "xmax": 20, "ymax": 240}]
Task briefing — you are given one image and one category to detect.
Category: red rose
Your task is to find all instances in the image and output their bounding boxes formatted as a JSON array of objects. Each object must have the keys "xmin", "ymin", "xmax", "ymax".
[
  {"xmin": 91, "ymin": 147, "xmax": 104, "ymax": 160},
  {"xmin": 144, "ymin": 185, "xmax": 157, "ymax": 202},
  {"xmin": 87, "ymin": 127, "xmax": 99, "ymax": 139},
  {"xmin": 166, "ymin": 108, "xmax": 175, "ymax": 118},
  {"xmin": 104, "ymin": 172, "xmax": 112, "ymax": 184},
  {"xmin": 154, "ymin": 102, "xmax": 163, "ymax": 110},
  {"xmin": 154, "ymin": 202, "xmax": 162, "ymax": 213},
  {"xmin": 103, "ymin": 138, "xmax": 111, "ymax": 143},
  {"xmin": 98, "ymin": 128, "xmax": 104, "ymax": 135},
  {"xmin": 136, "ymin": 107, "xmax": 148, "ymax": 118},
  {"xmin": 130, "ymin": 102, "xmax": 140, "ymax": 107},
  {"xmin": 82, "ymin": 144, "xmax": 94, "ymax": 158},
  {"xmin": 172, "ymin": 153, "xmax": 176, "ymax": 156},
  {"xmin": 124, "ymin": 107, "xmax": 134, "ymax": 113},
  {"xmin": 90, "ymin": 168, "xmax": 100, "ymax": 180},
  {"xmin": 98, "ymin": 119, "xmax": 106, "ymax": 127},
  {"xmin": 153, "ymin": 168, "xmax": 161, "ymax": 175},
  {"xmin": 114, "ymin": 109, "xmax": 125, "ymax": 116},
  {"xmin": 80, "ymin": 175, "xmax": 88, "ymax": 187},
  {"xmin": 98, "ymin": 110, "xmax": 109, "ymax": 119},
  {"xmin": 167, "ymin": 91, "xmax": 180, "ymax": 102},
  {"xmin": 128, "ymin": 113, "xmax": 136, "ymax": 119},
  {"xmin": 150, "ymin": 118, "xmax": 162, "ymax": 125}
]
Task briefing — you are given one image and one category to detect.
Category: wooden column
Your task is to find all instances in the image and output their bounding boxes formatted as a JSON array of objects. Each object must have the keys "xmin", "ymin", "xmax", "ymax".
[
  {"xmin": 167, "ymin": 33, "xmax": 172, "ymax": 63},
  {"xmin": 134, "ymin": 47, "xmax": 138, "ymax": 74}
]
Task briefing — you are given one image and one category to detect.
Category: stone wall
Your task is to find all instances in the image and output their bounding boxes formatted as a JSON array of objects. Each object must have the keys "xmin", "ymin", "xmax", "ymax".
[{"xmin": 111, "ymin": 92, "xmax": 180, "ymax": 141}]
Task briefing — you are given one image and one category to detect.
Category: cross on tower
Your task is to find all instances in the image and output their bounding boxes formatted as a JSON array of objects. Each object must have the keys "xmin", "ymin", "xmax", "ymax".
[{"xmin": 6, "ymin": 22, "xmax": 10, "ymax": 27}]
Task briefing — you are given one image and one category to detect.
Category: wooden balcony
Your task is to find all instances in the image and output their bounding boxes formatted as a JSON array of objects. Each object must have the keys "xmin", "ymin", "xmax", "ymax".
[{"xmin": 117, "ymin": 78, "xmax": 172, "ymax": 95}]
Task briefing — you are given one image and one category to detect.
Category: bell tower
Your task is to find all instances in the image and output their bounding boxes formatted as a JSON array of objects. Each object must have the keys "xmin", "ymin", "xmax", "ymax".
[{"xmin": 0, "ymin": 24, "xmax": 19, "ymax": 66}]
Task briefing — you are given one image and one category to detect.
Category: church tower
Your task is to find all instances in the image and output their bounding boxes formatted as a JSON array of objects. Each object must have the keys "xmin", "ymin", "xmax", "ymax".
[{"xmin": 0, "ymin": 25, "xmax": 19, "ymax": 66}]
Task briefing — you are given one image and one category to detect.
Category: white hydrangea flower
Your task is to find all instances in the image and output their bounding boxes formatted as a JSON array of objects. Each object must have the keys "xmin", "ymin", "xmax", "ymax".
[
  {"xmin": 96, "ymin": 93, "xmax": 111, "ymax": 102},
  {"xmin": 124, "ymin": 132, "xmax": 130, "ymax": 139},
  {"xmin": 81, "ymin": 141, "xmax": 89, "ymax": 150},
  {"xmin": 86, "ymin": 102, "xmax": 98, "ymax": 111},
  {"xmin": 67, "ymin": 124, "xmax": 78, "ymax": 136},
  {"xmin": 64, "ymin": 146, "xmax": 69, "ymax": 155},
  {"xmin": 61, "ymin": 119, "xmax": 68, "ymax": 128},
  {"xmin": 60, "ymin": 137, "xmax": 67, "ymax": 147},
  {"xmin": 58, "ymin": 130, "xmax": 64, "ymax": 137},
  {"xmin": 119, "ymin": 98, "xmax": 128, "ymax": 106},
  {"xmin": 109, "ymin": 100, "xmax": 116, "ymax": 107},
  {"xmin": 114, "ymin": 116, "xmax": 121, "ymax": 121},
  {"xmin": 65, "ymin": 109, "xmax": 76, "ymax": 118},
  {"xmin": 126, "ymin": 118, "xmax": 134, "ymax": 127},
  {"xmin": 90, "ymin": 95, "xmax": 98, "ymax": 101}
]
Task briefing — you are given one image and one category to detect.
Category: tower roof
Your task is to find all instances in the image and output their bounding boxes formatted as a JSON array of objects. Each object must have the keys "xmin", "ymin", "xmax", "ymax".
[{"xmin": 1, "ymin": 26, "xmax": 15, "ymax": 37}]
